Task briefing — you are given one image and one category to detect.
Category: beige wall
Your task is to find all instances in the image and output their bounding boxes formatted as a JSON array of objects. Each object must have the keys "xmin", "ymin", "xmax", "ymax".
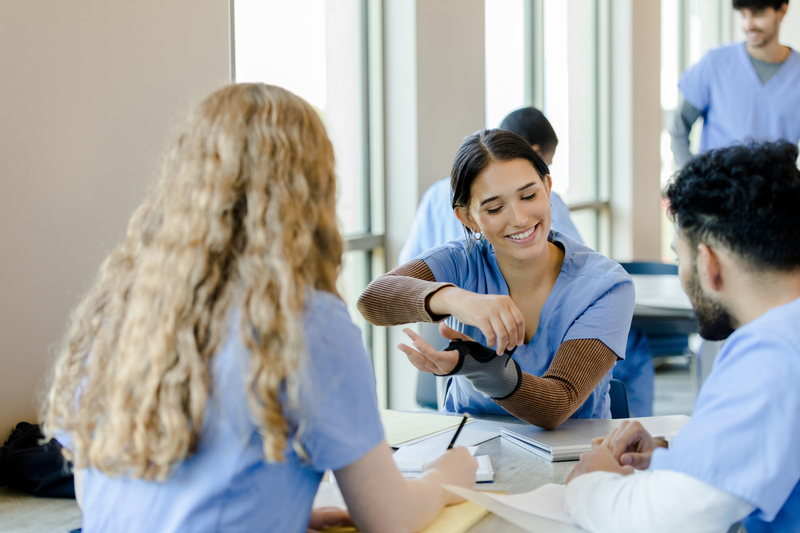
[{"xmin": 0, "ymin": 1, "xmax": 229, "ymax": 439}]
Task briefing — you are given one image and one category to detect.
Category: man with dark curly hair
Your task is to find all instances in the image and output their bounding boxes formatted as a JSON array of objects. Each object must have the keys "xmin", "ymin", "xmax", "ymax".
[
  {"xmin": 670, "ymin": 0, "xmax": 800, "ymax": 168},
  {"xmin": 565, "ymin": 141, "xmax": 800, "ymax": 532}
]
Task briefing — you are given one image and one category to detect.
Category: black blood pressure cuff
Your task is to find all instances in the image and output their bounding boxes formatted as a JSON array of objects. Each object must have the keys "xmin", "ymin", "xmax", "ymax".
[{"xmin": 436, "ymin": 339, "xmax": 522, "ymax": 400}]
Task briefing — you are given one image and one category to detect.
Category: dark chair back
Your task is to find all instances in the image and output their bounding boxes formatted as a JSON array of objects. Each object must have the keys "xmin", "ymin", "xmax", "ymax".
[
  {"xmin": 618, "ymin": 261, "xmax": 678, "ymax": 276},
  {"xmin": 609, "ymin": 379, "xmax": 630, "ymax": 419}
]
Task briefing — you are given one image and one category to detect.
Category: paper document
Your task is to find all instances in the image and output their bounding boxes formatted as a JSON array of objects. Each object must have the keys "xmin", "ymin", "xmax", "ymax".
[
  {"xmin": 486, "ymin": 484, "xmax": 573, "ymax": 525},
  {"xmin": 392, "ymin": 445, "xmax": 494, "ymax": 482},
  {"xmin": 314, "ymin": 481, "xmax": 489, "ymax": 533},
  {"xmin": 399, "ymin": 426, "xmax": 497, "ymax": 448},
  {"xmin": 442, "ymin": 484, "xmax": 586, "ymax": 533},
  {"xmin": 380, "ymin": 410, "xmax": 473, "ymax": 447}
]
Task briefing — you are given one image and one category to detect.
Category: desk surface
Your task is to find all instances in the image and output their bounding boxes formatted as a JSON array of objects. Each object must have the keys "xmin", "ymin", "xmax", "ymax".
[
  {"xmin": 631, "ymin": 274, "xmax": 698, "ymax": 336},
  {"xmin": 467, "ymin": 416, "xmax": 575, "ymax": 532},
  {"xmin": 0, "ymin": 416, "xmax": 572, "ymax": 533}
]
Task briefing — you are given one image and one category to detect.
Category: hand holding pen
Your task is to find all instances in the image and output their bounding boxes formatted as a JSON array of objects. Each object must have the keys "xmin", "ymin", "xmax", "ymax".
[{"xmin": 446, "ymin": 415, "xmax": 469, "ymax": 450}]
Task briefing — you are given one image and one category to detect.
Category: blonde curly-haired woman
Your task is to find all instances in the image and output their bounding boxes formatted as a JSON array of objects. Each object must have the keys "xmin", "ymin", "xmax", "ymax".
[{"xmin": 42, "ymin": 83, "xmax": 476, "ymax": 533}]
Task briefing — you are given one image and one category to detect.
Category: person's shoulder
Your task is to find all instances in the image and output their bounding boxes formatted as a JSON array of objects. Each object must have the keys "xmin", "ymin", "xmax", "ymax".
[
  {"xmin": 418, "ymin": 235, "xmax": 473, "ymax": 261},
  {"xmin": 687, "ymin": 42, "xmax": 741, "ymax": 74},
  {"xmin": 731, "ymin": 297, "xmax": 800, "ymax": 356},
  {"xmin": 304, "ymin": 290, "xmax": 350, "ymax": 329},
  {"xmin": 419, "ymin": 177, "xmax": 452, "ymax": 208},
  {"xmin": 715, "ymin": 299, "xmax": 800, "ymax": 387},
  {"xmin": 699, "ymin": 42, "xmax": 742, "ymax": 63},
  {"xmin": 554, "ymin": 231, "xmax": 630, "ymax": 284}
]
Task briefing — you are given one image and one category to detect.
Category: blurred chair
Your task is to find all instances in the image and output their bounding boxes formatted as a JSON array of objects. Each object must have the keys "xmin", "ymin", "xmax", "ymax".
[
  {"xmin": 609, "ymin": 378, "xmax": 630, "ymax": 419},
  {"xmin": 415, "ymin": 369, "xmax": 438, "ymax": 410}
]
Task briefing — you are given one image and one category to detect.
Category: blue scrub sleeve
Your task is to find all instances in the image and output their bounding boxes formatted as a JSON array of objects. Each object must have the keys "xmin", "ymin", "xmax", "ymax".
[
  {"xmin": 562, "ymin": 278, "xmax": 634, "ymax": 360},
  {"xmin": 297, "ymin": 294, "xmax": 385, "ymax": 473},
  {"xmin": 678, "ymin": 55, "xmax": 711, "ymax": 112},
  {"xmin": 650, "ymin": 332, "xmax": 800, "ymax": 521}
]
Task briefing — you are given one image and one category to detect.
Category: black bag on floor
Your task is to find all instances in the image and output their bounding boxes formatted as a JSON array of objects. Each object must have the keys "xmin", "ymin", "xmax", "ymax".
[{"xmin": 0, "ymin": 422, "xmax": 75, "ymax": 498}]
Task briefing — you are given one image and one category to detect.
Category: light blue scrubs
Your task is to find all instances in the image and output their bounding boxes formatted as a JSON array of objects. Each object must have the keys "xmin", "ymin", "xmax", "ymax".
[
  {"xmin": 398, "ymin": 178, "xmax": 582, "ymax": 265},
  {"xmin": 62, "ymin": 292, "xmax": 384, "ymax": 533},
  {"xmin": 418, "ymin": 231, "xmax": 634, "ymax": 419},
  {"xmin": 400, "ymin": 178, "xmax": 654, "ymax": 416},
  {"xmin": 650, "ymin": 297, "xmax": 800, "ymax": 532},
  {"xmin": 679, "ymin": 43, "xmax": 800, "ymax": 153}
]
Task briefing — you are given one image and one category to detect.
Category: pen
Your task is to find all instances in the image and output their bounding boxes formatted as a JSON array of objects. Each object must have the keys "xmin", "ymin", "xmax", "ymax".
[{"xmin": 446, "ymin": 415, "xmax": 469, "ymax": 450}]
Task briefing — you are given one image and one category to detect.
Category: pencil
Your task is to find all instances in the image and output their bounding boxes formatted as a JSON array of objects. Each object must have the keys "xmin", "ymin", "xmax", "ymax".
[{"xmin": 446, "ymin": 415, "xmax": 469, "ymax": 450}]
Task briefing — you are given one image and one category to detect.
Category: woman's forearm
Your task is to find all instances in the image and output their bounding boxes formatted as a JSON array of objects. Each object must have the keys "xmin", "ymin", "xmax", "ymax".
[
  {"xmin": 495, "ymin": 339, "xmax": 616, "ymax": 429},
  {"xmin": 357, "ymin": 260, "xmax": 454, "ymax": 326}
]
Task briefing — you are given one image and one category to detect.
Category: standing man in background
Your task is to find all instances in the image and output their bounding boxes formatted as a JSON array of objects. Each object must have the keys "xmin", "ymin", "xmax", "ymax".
[{"xmin": 670, "ymin": 0, "xmax": 800, "ymax": 168}]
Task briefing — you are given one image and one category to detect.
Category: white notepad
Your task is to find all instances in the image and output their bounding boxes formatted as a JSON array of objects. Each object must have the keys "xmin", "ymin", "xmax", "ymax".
[{"xmin": 392, "ymin": 445, "xmax": 494, "ymax": 482}]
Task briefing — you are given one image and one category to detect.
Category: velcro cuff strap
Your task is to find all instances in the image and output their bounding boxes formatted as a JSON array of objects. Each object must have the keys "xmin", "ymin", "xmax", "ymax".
[{"xmin": 437, "ymin": 339, "xmax": 521, "ymax": 399}]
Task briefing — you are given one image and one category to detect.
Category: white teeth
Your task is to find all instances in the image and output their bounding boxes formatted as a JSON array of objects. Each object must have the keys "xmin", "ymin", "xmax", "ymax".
[{"xmin": 508, "ymin": 226, "xmax": 536, "ymax": 240}]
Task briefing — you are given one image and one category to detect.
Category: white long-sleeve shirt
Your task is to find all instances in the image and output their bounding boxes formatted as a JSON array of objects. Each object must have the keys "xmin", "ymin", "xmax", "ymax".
[{"xmin": 565, "ymin": 469, "xmax": 755, "ymax": 533}]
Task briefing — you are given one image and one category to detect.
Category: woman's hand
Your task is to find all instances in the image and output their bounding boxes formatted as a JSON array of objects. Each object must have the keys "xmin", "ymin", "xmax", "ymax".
[
  {"xmin": 307, "ymin": 507, "xmax": 354, "ymax": 532},
  {"xmin": 428, "ymin": 287, "xmax": 525, "ymax": 355},
  {"xmin": 590, "ymin": 420, "xmax": 667, "ymax": 470},
  {"xmin": 421, "ymin": 446, "xmax": 478, "ymax": 505},
  {"xmin": 398, "ymin": 323, "xmax": 474, "ymax": 375}
]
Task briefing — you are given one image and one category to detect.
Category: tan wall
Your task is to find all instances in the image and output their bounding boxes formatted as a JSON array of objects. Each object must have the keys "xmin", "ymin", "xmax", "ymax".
[{"xmin": 0, "ymin": 1, "xmax": 229, "ymax": 439}]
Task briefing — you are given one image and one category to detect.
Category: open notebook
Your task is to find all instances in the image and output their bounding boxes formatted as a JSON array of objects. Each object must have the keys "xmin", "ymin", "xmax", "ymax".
[
  {"xmin": 500, "ymin": 415, "xmax": 690, "ymax": 462},
  {"xmin": 392, "ymin": 445, "xmax": 494, "ymax": 483}
]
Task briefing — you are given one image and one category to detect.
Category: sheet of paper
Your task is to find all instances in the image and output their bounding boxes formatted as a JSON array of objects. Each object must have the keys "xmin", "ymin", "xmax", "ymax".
[
  {"xmin": 420, "ymin": 499, "xmax": 489, "ymax": 533},
  {"xmin": 442, "ymin": 484, "xmax": 586, "ymax": 533},
  {"xmin": 313, "ymin": 480, "xmax": 489, "ymax": 533},
  {"xmin": 392, "ymin": 445, "xmax": 478, "ymax": 472},
  {"xmin": 398, "ymin": 426, "xmax": 496, "ymax": 448},
  {"xmin": 380, "ymin": 410, "xmax": 472, "ymax": 447},
  {"xmin": 486, "ymin": 484, "xmax": 574, "ymax": 525}
]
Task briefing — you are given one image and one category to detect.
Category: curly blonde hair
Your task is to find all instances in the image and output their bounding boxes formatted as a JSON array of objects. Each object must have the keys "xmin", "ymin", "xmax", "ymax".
[{"xmin": 42, "ymin": 83, "xmax": 342, "ymax": 480}]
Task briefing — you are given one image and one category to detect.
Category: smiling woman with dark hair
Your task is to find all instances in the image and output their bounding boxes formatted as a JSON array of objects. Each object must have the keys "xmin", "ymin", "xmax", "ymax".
[{"xmin": 359, "ymin": 129, "xmax": 634, "ymax": 429}]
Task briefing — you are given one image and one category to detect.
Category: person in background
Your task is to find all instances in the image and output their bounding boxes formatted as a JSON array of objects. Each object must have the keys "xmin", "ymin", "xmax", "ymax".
[
  {"xmin": 42, "ymin": 83, "xmax": 476, "ymax": 533},
  {"xmin": 399, "ymin": 107, "xmax": 580, "ymax": 265},
  {"xmin": 400, "ymin": 107, "xmax": 654, "ymax": 417},
  {"xmin": 359, "ymin": 129, "xmax": 634, "ymax": 429},
  {"xmin": 565, "ymin": 141, "xmax": 800, "ymax": 532},
  {"xmin": 670, "ymin": 0, "xmax": 800, "ymax": 168}
]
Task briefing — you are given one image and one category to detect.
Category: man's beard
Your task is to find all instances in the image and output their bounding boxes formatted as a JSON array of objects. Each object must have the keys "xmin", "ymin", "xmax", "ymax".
[
  {"xmin": 748, "ymin": 27, "xmax": 777, "ymax": 48},
  {"xmin": 686, "ymin": 267, "xmax": 735, "ymax": 341}
]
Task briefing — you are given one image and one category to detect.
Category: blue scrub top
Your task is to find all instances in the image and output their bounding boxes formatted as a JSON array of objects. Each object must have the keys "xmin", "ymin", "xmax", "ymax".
[
  {"xmin": 64, "ymin": 291, "xmax": 385, "ymax": 533},
  {"xmin": 418, "ymin": 231, "xmax": 634, "ymax": 419},
  {"xmin": 398, "ymin": 178, "xmax": 583, "ymax": 265},
  {"xmin": 679, "ymin": 43, "xmax": 800, "ymax": 153},
  {"xmin": 650, "ymin": 297, "xmax": 800, "ymax": 532}
]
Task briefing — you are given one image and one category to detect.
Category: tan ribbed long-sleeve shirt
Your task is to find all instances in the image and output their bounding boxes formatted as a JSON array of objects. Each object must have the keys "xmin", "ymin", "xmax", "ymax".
[{"xmin": 357, "ymin": 260, "xmax": 617, "ymax": 429}]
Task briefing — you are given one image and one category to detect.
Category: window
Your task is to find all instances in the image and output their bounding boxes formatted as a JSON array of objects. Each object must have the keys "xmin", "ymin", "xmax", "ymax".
[
  {"xmin": 485, "ymin": 0, "xmax": 526, "ymax": 128},
  {"xmin": 541, "ymin": 0, "xmax": 610, "ymax": 254},
  {"xmin": 231, "ymin": 0, "xmax": 387, "ymax": 404},
  {"xmin": 660, "ymin": 0, "xmax": 734, "ymax": 260}
]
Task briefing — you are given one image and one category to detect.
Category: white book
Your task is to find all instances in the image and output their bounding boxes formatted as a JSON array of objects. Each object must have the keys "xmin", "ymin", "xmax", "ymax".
[
  {"xmin": 500, "ymin": 415, "xmax": 690, "ymax": 462},
  {"xmin": 392, "ymin": 445, "xmax": 495, "ymax": 482}
]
